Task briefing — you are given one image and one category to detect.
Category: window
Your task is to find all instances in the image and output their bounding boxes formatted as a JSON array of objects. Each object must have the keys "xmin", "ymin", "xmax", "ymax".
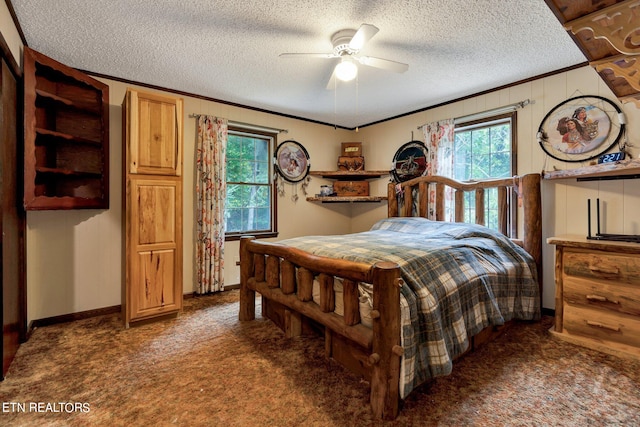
[
  {"xmin": 225, "ymin": 128, "xmax": 277, "ymax": 240},
  {"xmin": 453, "ymin": 113, "xmax": 516, "ymax": 231}
]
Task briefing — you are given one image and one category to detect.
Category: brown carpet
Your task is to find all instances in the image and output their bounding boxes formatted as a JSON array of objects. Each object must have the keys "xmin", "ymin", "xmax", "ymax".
[{"xmin": 1, "ymin": 290, "xmax": 639, "ymax": 426}]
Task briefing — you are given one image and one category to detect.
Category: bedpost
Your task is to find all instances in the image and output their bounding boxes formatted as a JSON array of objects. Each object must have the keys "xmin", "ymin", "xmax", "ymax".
[
  {"xmin": 239, "ymin": 236, "xmax": 256, "ymax": 321},
  {"xmin": 520, "ymin": 173, "xmax": 542, "ymax": 300},
  {"xmin": 388, "ymin": 181, "xmax": 398, "ymax": 217},
  {"xmin": 369, "ymin": 261, "xmax": 402, "ymax": 420}
]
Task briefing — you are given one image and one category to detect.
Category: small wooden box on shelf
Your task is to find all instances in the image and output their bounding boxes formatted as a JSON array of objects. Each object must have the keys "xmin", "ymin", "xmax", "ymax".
[
  {"xmin": 23, "ymin": 47, "xmax": 109, "ymax": 210},
  {"xmin": 334, "ymin": 180, "xmax": 369, "ymax": 197},
  {"xmin": 548, "ymin": 235, "xmax": 640, "ymax": 361}
]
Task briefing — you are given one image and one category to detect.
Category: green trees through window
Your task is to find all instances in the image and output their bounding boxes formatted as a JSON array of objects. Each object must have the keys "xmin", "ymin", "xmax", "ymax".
[
  {"xmin": 453, "ymin": 115, "xmax": 514, "ymax": 230},
  {"xmin": 225, "ymin": 131, "xmax": 275, "ymax": 238},
  {"xmin": 223, "ymin": 116, "xmax": 513, "ymax": 236}
]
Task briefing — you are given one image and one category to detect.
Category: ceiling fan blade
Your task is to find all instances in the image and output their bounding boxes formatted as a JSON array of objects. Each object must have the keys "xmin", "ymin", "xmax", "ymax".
[
  {"xmin": 348, "ymin": 24, "xmax": 379, "ymax": 51},
  {"xmin": 279, "ymin": 53, "xmax": 338, "ymax": 59},
  {"xmin": 356, "ymin": 56, "xmax": 409, "ymax": 73}
]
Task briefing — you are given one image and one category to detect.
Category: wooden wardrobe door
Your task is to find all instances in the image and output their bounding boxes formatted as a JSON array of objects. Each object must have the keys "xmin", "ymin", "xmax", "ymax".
[
  {"xmin": 126, "ymin": 178, "xmax": 182, "ymax": 322},
  {"xmin": 125, "ymin": 90, "xmax": 182, "ymax": 176},
  {"xmin": 1, "ymin": 58, "xmax": 26, "ymax": 378},
  {"xmin": 123, "ymin": 89, "xmax": 183, "ymax": 327}
]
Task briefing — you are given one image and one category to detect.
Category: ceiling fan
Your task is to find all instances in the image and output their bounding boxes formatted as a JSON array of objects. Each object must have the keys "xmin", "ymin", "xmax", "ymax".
[{"xmin": 279, "ymin": 23, "xmax": 409, "ymax": 89}]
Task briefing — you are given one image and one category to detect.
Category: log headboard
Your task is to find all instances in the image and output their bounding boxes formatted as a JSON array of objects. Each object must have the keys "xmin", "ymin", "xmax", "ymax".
[{"xmin": 387, "ymin": 173, "xmax": 542, "ymax": 294}]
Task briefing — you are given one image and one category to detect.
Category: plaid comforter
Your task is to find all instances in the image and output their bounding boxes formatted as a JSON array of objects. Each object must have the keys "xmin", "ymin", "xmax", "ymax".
[{"xmin": 280, "ymin": 217, "xmax": 540, "ymax": 398}]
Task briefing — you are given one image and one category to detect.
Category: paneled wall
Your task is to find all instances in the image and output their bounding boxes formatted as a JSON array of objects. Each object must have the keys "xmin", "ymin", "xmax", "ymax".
[
  {"xmin": 19, "ymin": 65, "xmax": 640, "ymax": 321},
  {"xmin": 18, "ymin": 70, "xmax": 640, "ymax": 320},
  {"xmin": 355, "ymin": 66, "xmax": 640, "ymax": 309},
  {"xmin": 25, "ymin": 79, "xmax": 354, "ymax": 322},
  {"xmin": 3, "ymin": 4, "xmax": 639, "ymax": 320}
]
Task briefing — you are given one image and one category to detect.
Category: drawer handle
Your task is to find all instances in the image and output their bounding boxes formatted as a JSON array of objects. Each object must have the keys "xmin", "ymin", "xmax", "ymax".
[
  {"xmin": 586, "ymin": 294, "xmax": 620, "ymax": 304},
  {"xmin": 588, "ymin": 265, "xmax": 620, "ymax": 275},
  {"xmin": 586, "ymin": 320, "xmax": 621, "ymax": 332}
]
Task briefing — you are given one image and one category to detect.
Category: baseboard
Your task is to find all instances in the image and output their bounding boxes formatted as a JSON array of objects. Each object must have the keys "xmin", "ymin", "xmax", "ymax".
[
  {"xmin": 26, "ymin": 288, "xmax": 241, "ymax": 336},
  {"xmin": 28, "ymin": 304, "xmax": 121, "ymax": 337},
  {"xmin": 28, "ymin": 284, "xmax": 528, "ymax": 335}
]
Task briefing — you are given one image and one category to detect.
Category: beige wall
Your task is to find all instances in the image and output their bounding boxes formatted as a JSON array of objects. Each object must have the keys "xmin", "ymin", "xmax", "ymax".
[
  {"xmin": 3, "ymin": 6, "xmax": 640, "ymax": 321},
  {"xmin": 354, "ymin": 66, "xmax": 640, "ymax": 309},
  {"xmin": 0, "ymin": 1, "xmax": 22, "ymax": 66},
  {"xmin": 26, "ymin": 79, "xmax": 355, "ymax": 322}
]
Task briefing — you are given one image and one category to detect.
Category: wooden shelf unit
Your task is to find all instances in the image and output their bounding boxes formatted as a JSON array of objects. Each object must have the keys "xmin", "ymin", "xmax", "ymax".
[
  {"xmin": 23, "ymin": 47, "xmax": 109, "ymax": 210},
  {"xmin": 307, "ymin": 170, "xmax": 389, "ymax": 203}
]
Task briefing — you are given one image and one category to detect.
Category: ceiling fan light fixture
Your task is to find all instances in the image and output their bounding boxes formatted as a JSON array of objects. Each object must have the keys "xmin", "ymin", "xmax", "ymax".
[{"xmin": 335, "ymin": 58, "xmax": 358, "ymax": 81}]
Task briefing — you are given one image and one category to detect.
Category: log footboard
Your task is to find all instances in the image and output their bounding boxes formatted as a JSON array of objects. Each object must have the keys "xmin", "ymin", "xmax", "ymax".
[{"xmin": 239, "ymin": 236, "xmax": 403, "ymax": 420}]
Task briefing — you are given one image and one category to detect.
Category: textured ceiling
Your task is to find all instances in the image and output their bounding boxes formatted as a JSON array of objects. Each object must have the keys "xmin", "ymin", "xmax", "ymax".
[{"xmin": 11, "ymin": 0, "xmax": 587, "ymax": 128}]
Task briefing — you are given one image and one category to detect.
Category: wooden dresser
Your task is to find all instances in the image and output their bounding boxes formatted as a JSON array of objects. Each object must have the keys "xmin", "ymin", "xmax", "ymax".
[{"xmin": 548, "ymin": 236, "xmax": 640, "ymax": 360}]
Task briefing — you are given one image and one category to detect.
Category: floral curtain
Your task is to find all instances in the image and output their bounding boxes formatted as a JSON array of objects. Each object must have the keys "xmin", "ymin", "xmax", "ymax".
[
  {"xmin": 195, "ymin": 115, "xmax": 228, "ymax": 294},
  {"xmin": 423, "ymin": 119, "xmax": 455, "ymax": 220}
]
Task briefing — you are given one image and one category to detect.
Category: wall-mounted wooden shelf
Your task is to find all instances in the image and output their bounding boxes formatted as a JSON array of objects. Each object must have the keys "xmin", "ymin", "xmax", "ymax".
[
  {"xmin": 23, "ymin": 47, "xmax": 109, "ymax": 210},
  {"xmin": 307, "ymin": 170, "xmax": 389, "ymax": 203},
  {"xmin": 306, "ymin": 195, "xmax": 387, "ymax": 203},
  {"xmin": 309, "ymin": 170, "xmax": 388, "ymax": 180},
  {"xmin": 543, "ymin": 158, "xmax": 640, "ymax": 181}
]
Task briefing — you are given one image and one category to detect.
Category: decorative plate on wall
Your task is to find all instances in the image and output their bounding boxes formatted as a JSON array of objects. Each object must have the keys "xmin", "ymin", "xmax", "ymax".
[
  {"xmin": 537, "ymin": 95, "xmax": 625, "ymax": 163},
  {"xmin": 274, "ymin": 140, "xmax": 310, "ymax": 183},
  {"xmin": 391, "ymin": 140, "xmax": 429, "ymax": 182}
]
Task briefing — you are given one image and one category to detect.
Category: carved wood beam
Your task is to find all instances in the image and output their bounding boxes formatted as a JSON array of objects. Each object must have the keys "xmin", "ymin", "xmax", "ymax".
[
  {"xmin": 591, "ymin": 54, "xmax": 640, "ymax": 92},
  {"xmin": 564, "ymin": 0, "xmax": 640, "ymax": 56}
]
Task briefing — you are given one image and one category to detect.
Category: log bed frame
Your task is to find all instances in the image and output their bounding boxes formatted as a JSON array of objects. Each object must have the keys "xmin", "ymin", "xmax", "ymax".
[{"xmin": 239, "ymin": 173, "xmax": 542, "ymax": 420}]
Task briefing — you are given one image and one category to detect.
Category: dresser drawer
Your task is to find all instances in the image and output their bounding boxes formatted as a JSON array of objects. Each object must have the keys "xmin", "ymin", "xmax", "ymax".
[
  {"xmin": 564, "ymin": 303, "xmax": 640, "ymax": 349},
  {"xmin": 563, "ymin": 249, "xmax": 640, "ymax": 285},
  {"xmin": 564, "ymin": 277, "xmax": 640, "ymax": 317}
]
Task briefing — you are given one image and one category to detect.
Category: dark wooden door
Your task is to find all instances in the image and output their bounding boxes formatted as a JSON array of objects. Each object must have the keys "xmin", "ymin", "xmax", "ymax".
[{"xmin": 1, "ymin": 56, "xmax": 26, "ymax": 379}]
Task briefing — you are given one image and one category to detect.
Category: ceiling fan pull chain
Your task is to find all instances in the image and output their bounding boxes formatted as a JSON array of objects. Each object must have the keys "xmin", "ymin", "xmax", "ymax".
[
  {"xmin": 355, "ymin": 75, "xmax": 359, "ymax": 132},
  {"xmin": 334, "ymin": 77, "xmax": 337, "ymax": 129}
]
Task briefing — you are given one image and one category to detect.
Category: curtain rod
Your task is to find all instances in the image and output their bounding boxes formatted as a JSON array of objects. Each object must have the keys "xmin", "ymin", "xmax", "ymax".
[
  {"xmin": 417, "ymin": 99, "xmax": 532, "ymax": 130},
  {"xmin": 189, "ymin": 114, "xmax": 288, "ymax": 134}
]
